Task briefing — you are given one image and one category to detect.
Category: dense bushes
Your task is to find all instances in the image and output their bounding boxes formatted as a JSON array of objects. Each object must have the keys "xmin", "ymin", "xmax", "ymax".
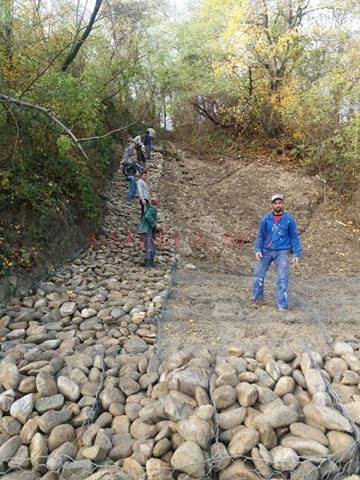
[{"xmin": 0, "ymin": 0, "xmax": 163, "ymax": 276}]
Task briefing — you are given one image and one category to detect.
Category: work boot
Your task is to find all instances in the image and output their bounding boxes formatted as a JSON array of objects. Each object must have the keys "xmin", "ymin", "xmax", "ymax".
[
  {"xmin": 144, "ymin": 259, "xmax": 151, "ymax": 268},
  {"xmin": 250, "ymin": 299, "xmax": 264, "ymax": 309}
]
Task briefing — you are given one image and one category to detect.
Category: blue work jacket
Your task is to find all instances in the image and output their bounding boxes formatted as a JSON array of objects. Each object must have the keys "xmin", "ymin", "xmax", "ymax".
[{"xmin": 254, "ymin": 212, "xmax": 302, "ymax": 258}]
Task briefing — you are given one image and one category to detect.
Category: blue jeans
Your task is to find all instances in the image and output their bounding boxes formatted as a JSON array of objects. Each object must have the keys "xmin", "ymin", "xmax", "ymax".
[
  {"xmin": 146, "ymin": 145, "xmax": 152, "ymax": 161},
  {"xmin": 252, "ymin": 249, "xmax": 289, "ymax": 308},
  {"xmin": 127, "ymin": 177, "xmax": 136, "ymax": 201}
]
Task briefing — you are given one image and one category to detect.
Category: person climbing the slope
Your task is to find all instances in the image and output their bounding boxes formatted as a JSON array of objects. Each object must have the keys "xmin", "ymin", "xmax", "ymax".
[
  {"xmin": 123, "ymin": 140, "xmax": 134, "ymax": 163},
  {"xmin": 137, "ymin": 170, "xmax": 150, "ymax": 218},
  {"xmin": 252, "ymin": 194, "xmax": 302, "ymax": 311},
  {"xmin": 144, "ymin": 129, "xmax": 154, "ymax": 161},
  {"xmin": 123, "ymin": 155, "xmax": 141, "ymax": 202},
  {"xmin": 138, "ymin": 195, "xmax": 161, "ymax": 268},
  {"xmin": 134, "ymin": 134, "xmax": 146, "ymax": 165}
]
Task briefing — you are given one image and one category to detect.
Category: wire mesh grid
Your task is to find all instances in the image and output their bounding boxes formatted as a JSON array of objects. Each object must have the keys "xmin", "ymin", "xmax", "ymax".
[{"xmin": 0, "ymin": 149, "xmax": 360, "ymax": 480}]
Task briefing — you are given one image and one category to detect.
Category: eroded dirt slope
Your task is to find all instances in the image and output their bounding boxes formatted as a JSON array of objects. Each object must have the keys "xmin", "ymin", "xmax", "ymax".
[{"xmin": 157, "ymin": 146, "xmax": 360, "ymax": 358}]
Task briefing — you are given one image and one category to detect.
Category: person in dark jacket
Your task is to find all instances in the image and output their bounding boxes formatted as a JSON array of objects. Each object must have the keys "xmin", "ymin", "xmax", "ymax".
[
  {"xmin": 134, "ymin": 134, "xmax": 146, "ymax": 165},
  {"xmin": 144, "ymin": 129, "xmax": 154, "ymax": 161},
  {"xmin": 138, "ymin": 196, "xmax": 160, "ymax": 268},
  {"xmin": 123, "ymin": 156, "xmax": 141, "ymax": 202},
  {"xmin": 252, "ymin": 194, "xmax": 302, "ymax": 310}
]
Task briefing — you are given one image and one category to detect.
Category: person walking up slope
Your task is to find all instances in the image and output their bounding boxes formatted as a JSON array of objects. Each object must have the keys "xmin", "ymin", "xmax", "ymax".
[
  {"xmin": 134, "ymin": 134, "xmax": 146, "ymax": 165},
  {"xmin": 137, "ymin": 170, "xmax": 150, "ymax": 218},
  {"xmin": 138, "ymin": 196, "xmax": 161, "ymax": 268},
  {"xmin": 144, "ymin": 129, "xmax": 154, "ymax": 161},
  {"xmin": 123, "ymin": 155, "xmax": 141, "ymax": 202},
  {"xmin": 252, "ymin": 194, "xmax": 302, "ymax": 310}
]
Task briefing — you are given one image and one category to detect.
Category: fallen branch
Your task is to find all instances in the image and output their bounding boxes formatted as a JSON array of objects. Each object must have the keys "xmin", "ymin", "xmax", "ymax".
[
  {"xmin": 0, "ymin": 93, "xmax": 89, "ymax": 161},
  {"xmin": 77, "ymin": 122, "xmax": 137, "ymax": 142}
]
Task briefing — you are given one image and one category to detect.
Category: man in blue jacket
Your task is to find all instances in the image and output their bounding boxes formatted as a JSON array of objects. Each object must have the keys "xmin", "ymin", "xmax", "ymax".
[
  {"xmin": 252, "ymin": 194, "xmax": 302, "ymax": 310},
  {"xmin": 144, "ymin": 129, "xmax": 154, "ymax": 161}
]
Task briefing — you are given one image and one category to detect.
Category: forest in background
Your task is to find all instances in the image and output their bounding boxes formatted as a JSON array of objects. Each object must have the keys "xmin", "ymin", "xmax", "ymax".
[{"xmin": 0, "ymin": 0, "xmax": 359, "ymax": 275}]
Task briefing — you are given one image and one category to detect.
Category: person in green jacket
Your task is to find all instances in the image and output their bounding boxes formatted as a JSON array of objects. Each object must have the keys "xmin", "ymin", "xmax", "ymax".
[{"xmin": 138, "ymin": 196, "xmax": 160, "ymax": 268}]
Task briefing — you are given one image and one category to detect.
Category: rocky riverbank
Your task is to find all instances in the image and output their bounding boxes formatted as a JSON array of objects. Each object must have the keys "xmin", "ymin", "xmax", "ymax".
[{"xmin": 0, "ymin": 151, "xmax": 360, "ymax": 480}]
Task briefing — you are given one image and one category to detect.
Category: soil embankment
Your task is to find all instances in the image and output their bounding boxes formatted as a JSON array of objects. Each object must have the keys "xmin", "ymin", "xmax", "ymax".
[{"xmin": 158, "ymin": 145, "xmax": 360, "ymax": 357}]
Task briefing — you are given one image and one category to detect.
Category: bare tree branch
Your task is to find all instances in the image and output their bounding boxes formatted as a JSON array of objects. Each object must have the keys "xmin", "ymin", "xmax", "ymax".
[
  {"xmin": 0, "ymin": 94, "xmax": 89, "ymax": 161},
  {"xmin": 77, "ymin": 122, "xmax": 137, "ymax": 142},
  {"xmin": 20, "ymin": 43, "xmax": 73, "ymax": 99}
]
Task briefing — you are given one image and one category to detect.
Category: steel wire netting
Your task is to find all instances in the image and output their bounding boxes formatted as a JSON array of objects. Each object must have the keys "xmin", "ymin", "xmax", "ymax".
[{"xmin": 1, "ymin": 148, "xmax": 360, "ymax": 480}]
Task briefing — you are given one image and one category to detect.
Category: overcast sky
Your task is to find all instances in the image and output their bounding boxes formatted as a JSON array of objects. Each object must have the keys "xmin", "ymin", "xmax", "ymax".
[{"xmin": 84, "ymin": 0, "xmax": 190, "ymax": 14}]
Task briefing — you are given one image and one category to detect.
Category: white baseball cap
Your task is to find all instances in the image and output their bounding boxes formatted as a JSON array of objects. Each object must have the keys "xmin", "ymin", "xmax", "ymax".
[{"xmin": 271, "ymin": 194, "xmax": 284, "ymax": 202}]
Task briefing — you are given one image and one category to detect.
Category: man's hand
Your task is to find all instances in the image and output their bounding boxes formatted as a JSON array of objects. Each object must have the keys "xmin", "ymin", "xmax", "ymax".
[
  {"xmin": 255, "ymin": 252, "xmax": 263, "ymax": 260},
  {"xmin": 292, "ymin": 257, "xmax": 300, "ymax": 265}
]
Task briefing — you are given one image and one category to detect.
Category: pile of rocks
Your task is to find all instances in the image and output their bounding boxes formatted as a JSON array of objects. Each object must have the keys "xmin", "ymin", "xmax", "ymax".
[
  {"xmin": 1, "ymin": 150, "xmax": 360, "ymax": 480},
  {"xmin": 2, "ymin": 338, "xmax": 360, "ymax": 479}
]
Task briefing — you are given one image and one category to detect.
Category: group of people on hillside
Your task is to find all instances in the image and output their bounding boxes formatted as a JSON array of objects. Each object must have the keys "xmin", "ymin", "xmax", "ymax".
[
  {"xmin": 122, "ymin": 129, "xmax": 161, "ymax": 269},
  {"xmin": 122, "ymin": 131, "xmax": 303, "ymax": 308}
]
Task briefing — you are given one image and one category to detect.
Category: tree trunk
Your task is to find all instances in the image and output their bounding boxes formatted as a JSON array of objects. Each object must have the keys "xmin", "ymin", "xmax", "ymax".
[
  {"xmin": 61, "ymin": 0, "xmax": 103, "ymax": 72},
  {"xmin": 1, "ymin": 0, "xmax": 14, "ymax": 86}
]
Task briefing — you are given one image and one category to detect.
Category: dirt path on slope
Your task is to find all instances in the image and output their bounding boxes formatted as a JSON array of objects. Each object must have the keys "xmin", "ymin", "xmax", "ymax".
[{"xmin": 157, "ymin": 145, "xmax": 360, "ymax": 359}]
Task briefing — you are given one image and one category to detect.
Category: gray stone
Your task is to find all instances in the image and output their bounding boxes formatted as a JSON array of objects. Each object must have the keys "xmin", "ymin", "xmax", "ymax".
[
  {"xmin": 0, "ymin": 416, "xmax": 22, "ymax": 435},
  {"xmin": 218, "ymin": 407, "xmax": 246, "ymax": 430},
  {"xmin": 327, "ymin": 431, "xmax": 356, "ymax": 462},
  {"xmin": 290, "ymin": 423, "xmax": 329, "ymax": 446},
  {"xmin": 61, "ymin": 459, "xmax": 93, "ymax": 480},
  {"xmin": 0, "ymin": 435, "xmax": 23, "ymax": 462},
  {"xmin": 254, "ymin": 403, "xmax": 299, "ymax": 428},
  {"xmin": 271, "ymin": 446, "xmax": 299, "ymax": 471},
  {"xmin": 47, "ymin": 442, "xmax": 76, "ymax": 471},
  {"xmin": 213, "ymin": 385, "xmax": 237, "ymax": 409},
  {"xmin": 291, "ymin": 461, "xmax": 319, "ymax": 480},
  {"xmin": 171, "ymin": 441, "xmax": 205, "ymax": 478},
  {"xmin": 30, "ymin": 432, "xmax": 48, "ymax": 472},
  {"xmin": 123, "ymin": 336, "xmax": 148, "ymax": 354},
  {"xmin": 57, "ymin": 376, "xmax": 80, "ymax": 401},
  {"xmin": 35, "ymin": 394, "xmax": 64, "ymax": 413},
  {"xmin": 219, "ymin": 460, "xmax": 262, "ymax": 480},
  {"xmin": 8, "ymin": 444, "xmax": 30, "ymax": 469},
  {"xmin": 48, "ymin": 424, "xmax": 76, "ymax": 451},
  {"xmin": 0, "ymin": 362, "xmax": 20, "ymax": 390},
  {"xmin": 304, "ymin": 404, "xmax": 352, "ymax": 432},
  {"xmin": 38, "ymin": 409, "xmax": 72, "ymax": 433},
  {"xmin": 60, "ymin": 302, "xmax": 77, "ymax": 317},
  {"xmin": 177, "ymin": 415, "xmax": 211, "ymax": 449},
  {"xmin": 228, "ymin": 428, "xmax": 260, "ymax": 457},
  {"xmin": 119, "ymin": 376, "xmax": 140, "ymax": 396},
  {"xmin": 281, "ymin": 435, "xmax": 329, "ymax": 456},
  {"xmin": 169, "ymin": 367, "xmax": 208, "ymax": 396},
  {"xmin": 0, "ymin": 389, "xmax": 15, "ymax": 411},
  {"xmin": 36, "ymin": 370, "xmax": 58, "ymax": 396}
]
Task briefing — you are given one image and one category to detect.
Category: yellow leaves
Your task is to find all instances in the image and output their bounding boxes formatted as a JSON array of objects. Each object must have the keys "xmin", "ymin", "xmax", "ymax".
[{"xmin": 0, "ymin": 171, "xmax": 11, "ymax": 189}]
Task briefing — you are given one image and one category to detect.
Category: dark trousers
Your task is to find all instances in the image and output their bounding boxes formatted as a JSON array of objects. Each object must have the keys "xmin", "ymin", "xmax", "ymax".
[
  {"xmin": 140, "ymin": 199, "xmax": 150, "ymax": 218},
  {"xmin": 135, "ymin": 144, "xmax": 146, "ymax": 165},
  {"xmin": 141, "ymin": 231, "xmax": 156, "ymax": 265}
]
